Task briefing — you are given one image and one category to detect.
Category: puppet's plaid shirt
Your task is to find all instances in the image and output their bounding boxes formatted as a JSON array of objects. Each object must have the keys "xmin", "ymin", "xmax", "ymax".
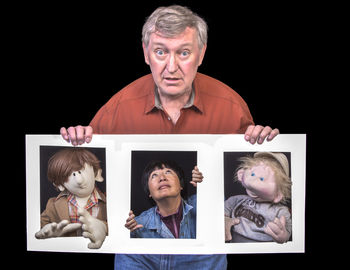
[{"xmin": 67, "ymin": 188, "xmax": 100, "ymax": 223}]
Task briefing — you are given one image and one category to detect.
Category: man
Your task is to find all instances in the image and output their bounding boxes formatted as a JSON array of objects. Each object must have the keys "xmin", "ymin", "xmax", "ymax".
[{"xmin": 60, "ymin": 5, "xmax": 279, "ymax": 269}]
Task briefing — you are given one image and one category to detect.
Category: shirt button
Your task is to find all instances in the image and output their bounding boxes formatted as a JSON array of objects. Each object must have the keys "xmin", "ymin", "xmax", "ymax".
[{"xmin": 168, "ymin": 117, "xmax": 171, "ymax": 121}]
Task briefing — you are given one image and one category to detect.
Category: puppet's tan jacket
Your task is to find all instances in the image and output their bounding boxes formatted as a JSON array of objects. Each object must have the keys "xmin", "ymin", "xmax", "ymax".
[{"xmin": 40, "ymin": 188, "xmax": 107, "ymax": 237}]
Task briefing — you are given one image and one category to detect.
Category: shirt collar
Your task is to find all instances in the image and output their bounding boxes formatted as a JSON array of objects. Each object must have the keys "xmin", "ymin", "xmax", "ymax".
[
  {"xmin": 154, "ymin": 87, "xmax": 195, "ymax": 110},
  {"xmin": 144, "ymin": 75, "xmax": 203, "ymax": 114},
  {"xmin": 156, "ymin": 200, "xmax": 183, "ymax": 219},
  {"xmin": 147, "ymin": 198, "xmax": 194, "ymax": 230},
  {"xmin": 56, "ymin": 187, "xmax": 105, "ymax": 203}
]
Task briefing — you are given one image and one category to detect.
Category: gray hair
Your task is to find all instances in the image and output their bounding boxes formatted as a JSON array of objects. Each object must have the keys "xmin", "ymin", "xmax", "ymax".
[{"xmin": 142, "ymin": 5, "xmax": 208, "ymax": 49}]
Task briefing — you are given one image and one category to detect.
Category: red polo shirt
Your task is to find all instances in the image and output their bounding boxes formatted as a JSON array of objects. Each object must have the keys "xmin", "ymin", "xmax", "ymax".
[{"xmin": 90, "ymin": 73, "xmax": 254, "ymax": 134}]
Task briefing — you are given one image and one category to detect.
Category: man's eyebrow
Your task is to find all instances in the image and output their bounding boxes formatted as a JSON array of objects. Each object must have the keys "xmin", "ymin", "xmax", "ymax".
[{"xmin": 151, "ymin": 42, "xmax": 194, "ymax": 48}]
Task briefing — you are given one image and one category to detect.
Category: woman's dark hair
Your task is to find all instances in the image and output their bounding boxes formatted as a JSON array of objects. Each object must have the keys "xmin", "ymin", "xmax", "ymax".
[{"xmin": 141, "ymin": 160, "xmax": 185, "ymax": 197}]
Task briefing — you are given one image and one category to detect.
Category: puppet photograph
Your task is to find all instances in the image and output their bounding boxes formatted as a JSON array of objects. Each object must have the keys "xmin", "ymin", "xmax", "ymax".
[
  {"xmin": 224, "ymin": 152, "xmax": 292, "ymax": 243},
  {"xmin": 125, "ymin": 159, "xmax": 203, "ymax": 239},
  {"xmin": 35, "ymin": 147, "xmax": 108, "ymax": 249}
]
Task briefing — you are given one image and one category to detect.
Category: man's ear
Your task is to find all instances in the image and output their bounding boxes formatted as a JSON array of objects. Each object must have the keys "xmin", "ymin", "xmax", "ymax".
[
  {"xmin": 236, "ymin": 169, "xmax": 245, "ymax": 182},
  {"xmin": 273, "ymin": 192, "xmax": 283, "ymax": 204},
  {"xmin": 198, "ymin": 44, "xmax": 207, "ymax": 66},
  {"xmin": 95, "ymin": 169, "xmax": 104, "ymax": 182},
  {"xmin": 142, "ymin": 42, "xmax": 150, "ymax": 65}
]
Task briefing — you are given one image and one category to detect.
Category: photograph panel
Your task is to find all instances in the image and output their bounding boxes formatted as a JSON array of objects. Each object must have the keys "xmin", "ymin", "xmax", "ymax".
[
  {"xmin": 224, "ymin": 152, "xmax": 292, "ymax": 244},
  {"xmin": 129, "ymin": 150, "xmax": 198, "ymax": 239}
]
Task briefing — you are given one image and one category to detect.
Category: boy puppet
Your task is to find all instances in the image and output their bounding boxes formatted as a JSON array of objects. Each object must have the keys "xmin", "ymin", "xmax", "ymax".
[
  {"xmin": 126, "ymin": 160, "xmax": 202, "ymax": 239},
  {"xmin": 225, "ymin": 152, "xmax": 292, "ymax": 243},
  {"xmin": 35, "ymin": 147, "xmax": 108, "ymax": 249}
]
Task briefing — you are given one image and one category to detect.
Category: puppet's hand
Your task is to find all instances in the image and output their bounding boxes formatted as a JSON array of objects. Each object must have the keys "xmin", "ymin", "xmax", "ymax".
[
  {"xmin": 35, "ymin": 220, "xmax": 81, "ymax": 239},
  {"xmin": 78, "ymin": 208, "xmax": 107, "ymax": 249},
  {"xmin": 264, "ymin": 216, "xmax": 290, "ymax": 243},
  {"xmin": 225, "ymin": 216, "xmax": 240, "ymax": 241},
  {"xmin": 190, "ymin": 166, "xmax": 203, "ymax": 187},
  {"xmin": 125, "ymin": 210, "xmax": 144, "ymax": 232}
]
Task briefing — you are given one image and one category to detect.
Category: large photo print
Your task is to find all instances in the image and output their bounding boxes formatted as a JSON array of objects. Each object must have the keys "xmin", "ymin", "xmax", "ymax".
[{"xmin": 26, "ymin": 134, "xmax": 306, "ymax": 254}]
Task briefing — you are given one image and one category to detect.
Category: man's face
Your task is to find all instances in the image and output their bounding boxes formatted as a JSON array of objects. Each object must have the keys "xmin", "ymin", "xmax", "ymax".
[
  {"xmin": 148, "ymin": 166, "xmax": 183, "ymax": 202},
  {"xmin": 143, "ymin": 27, "xmax": 206, "ymax": 99},
  {"xmin": 63, "ymin": 163, "xmax": 96, "ymax": 198}
]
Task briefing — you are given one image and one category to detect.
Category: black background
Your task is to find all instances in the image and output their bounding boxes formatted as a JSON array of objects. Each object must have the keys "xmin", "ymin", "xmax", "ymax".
[{"xmin": 7, "ymin": 0, "xmax": 329, "ymax": 268}]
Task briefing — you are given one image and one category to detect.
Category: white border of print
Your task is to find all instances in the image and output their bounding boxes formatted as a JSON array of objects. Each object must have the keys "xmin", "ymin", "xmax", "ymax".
[{"xmin": 26, "ymin": 134, "xmax": 306, "ymax": 254}]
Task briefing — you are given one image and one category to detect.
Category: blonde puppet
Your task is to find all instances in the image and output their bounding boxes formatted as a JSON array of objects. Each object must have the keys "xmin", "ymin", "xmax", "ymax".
[{"xmin": 225, "ymin": 152, "xmax": 292, "ymax": 243}]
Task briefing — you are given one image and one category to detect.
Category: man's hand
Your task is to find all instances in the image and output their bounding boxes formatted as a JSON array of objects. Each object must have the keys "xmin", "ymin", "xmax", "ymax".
[
  {"xmin": 60, "ymin": 125, "xmax": 93, "ymax": 146},
  {"xmin": 264, "ymin": 216, "xmax": 290, "ymax": 244},
  {"xmin": 244, "ymin": 125, "xmax": 279, "ymax": 144},
  {"xmin": 190, "ymin": 166, "xmax": 203, "ymax": 187},
  {"xmin": 125, "ymin": 210, "xmax": 144, "ymax": 232},
  {"xmin": 225, "ymin": 216, "xmax": 240, "ymax": 242},
  {"xmin": 35, "ymin": 220, "xmax": 81, "ymax": 239},
  {"xmin": 78, "ymin": 208, "xmax": 107, "ymax": 249}
]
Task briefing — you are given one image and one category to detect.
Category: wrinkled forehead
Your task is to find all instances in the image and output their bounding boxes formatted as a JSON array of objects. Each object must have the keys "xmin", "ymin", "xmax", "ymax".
[{"xmin": 149, "ymin": 27, "xmax": 199, "ymax": 48}]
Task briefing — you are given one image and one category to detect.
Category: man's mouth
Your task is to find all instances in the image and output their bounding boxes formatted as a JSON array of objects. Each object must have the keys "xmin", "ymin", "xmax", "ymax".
[{"xmin": 163, "ymin": 77, "xmax": 181, "ymax": 83}]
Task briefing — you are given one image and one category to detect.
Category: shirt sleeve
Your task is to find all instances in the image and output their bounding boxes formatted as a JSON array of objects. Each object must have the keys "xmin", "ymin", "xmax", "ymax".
[
  {"xmin": 40, "ymin": 198, "xmax": 59, "ymax": 227},
  {"xmin": 224, "ymin": 196, "xmax": 239, "ymax": 217},
  {"xmin": 89, "ymin": 105, "xmax": 108, "ymax": 134}
]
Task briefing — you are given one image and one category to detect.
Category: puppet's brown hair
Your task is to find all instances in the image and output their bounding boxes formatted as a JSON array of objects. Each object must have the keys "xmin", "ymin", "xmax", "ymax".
[{"xmin": 47, "ymin": 148, "xmax": 101, "ymax": 187}]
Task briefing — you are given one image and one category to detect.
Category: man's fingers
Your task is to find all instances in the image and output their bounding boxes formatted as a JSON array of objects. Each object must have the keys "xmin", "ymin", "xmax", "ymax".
[
  {"xmin": 257, "ymin": 126, "xmax": 272, "ymax": 144},
  {"xmin": 267, "ymin": 128, "xmax": 280, "ymax": 141},
  {"xmin": 60, "ymin": 126, "xmax": 93, "ymax": 146},
  {"xmin": 67, "ymin": 126, "xmax": 78, "ymax": 145},
  {"xmin": 245, "ymin": 125, "xmax": 264, "ymax": 144},
  {"xmin": 244, "ymin": 125, "xmax": 279, "ymax": 144},
  {"xmin": 244, "ymin": 125, "xmax": 255, "ymax": 142},
  {"xmin": 75, "ymin": 125, "xmax": 85, "ymax": 145},
  {"xmin": 60, "ymin": 127, "xmax": 69, "ymax": 142},
  {"xmin": 85, "ymin": 126, "xmax": 93, "ymax": 143}
]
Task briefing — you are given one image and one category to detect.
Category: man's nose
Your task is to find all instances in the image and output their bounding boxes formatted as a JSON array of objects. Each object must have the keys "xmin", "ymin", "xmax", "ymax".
[{"xmin": 167, "ymin": 54, "xmax": 178, "ymax": 73}]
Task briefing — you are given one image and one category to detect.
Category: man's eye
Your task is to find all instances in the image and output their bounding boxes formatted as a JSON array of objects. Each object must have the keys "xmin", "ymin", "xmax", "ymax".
[
  {"xmin": 155, "ymin": 49, "xmax": 165, "ymax": 56},
  {"xmin": 259, "ymin": 177, "xmax": 264, "ymax": 181},
  {"xmin": 251, "ymin": 172, "xmax": 255, "ymax": 177},
  {"xmin": 181, "ymin": 51, "xmax": 190, "ymax": 57},
  {"xmin": 73, "ymin": 173, "xmax": 76, "ymax": 176}
]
